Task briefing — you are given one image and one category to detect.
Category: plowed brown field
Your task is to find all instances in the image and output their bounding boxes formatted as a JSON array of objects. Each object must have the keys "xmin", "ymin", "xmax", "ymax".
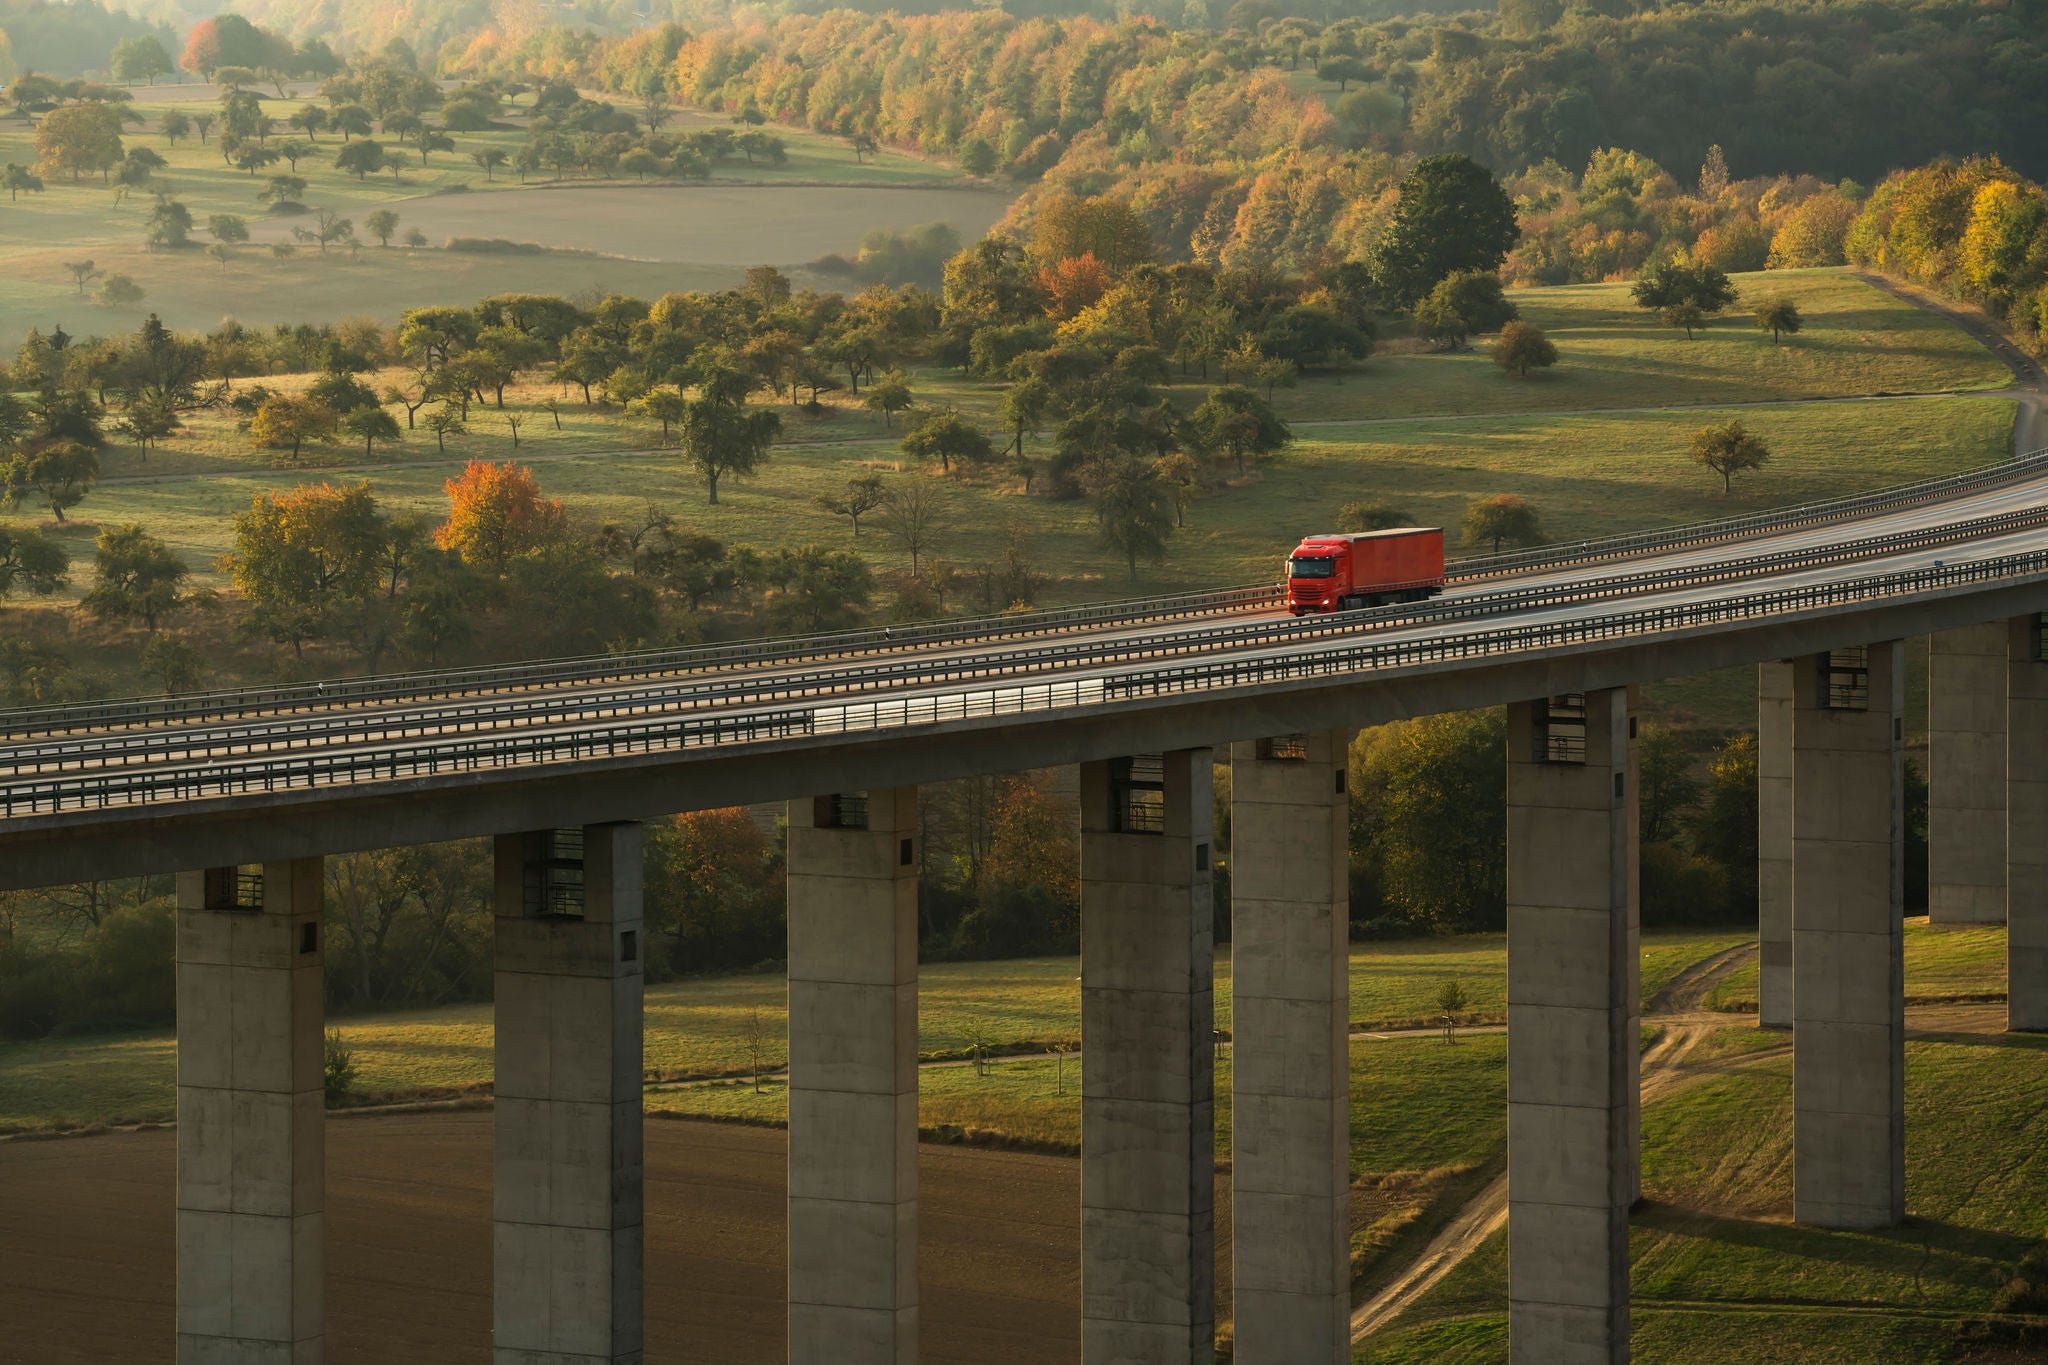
[{"xmin": 0, "ymin": 1113, "xmax": 1237, "ymax": 1363}]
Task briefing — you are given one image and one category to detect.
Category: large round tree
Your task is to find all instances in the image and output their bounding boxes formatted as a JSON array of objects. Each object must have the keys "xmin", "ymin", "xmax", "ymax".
[{"xmin": 1371, "ymin": 154, "xmax": 1522, "ymax": 309}]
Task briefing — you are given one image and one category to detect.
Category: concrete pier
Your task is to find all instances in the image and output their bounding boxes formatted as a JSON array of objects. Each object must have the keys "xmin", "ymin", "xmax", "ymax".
[
  {"xmin": 1792, "ymin": 644, "xmax": 1905, "ymax": 1229},
  {"xmin": 1506, "ymin": 690, "xmax": 1637, "ymax": 1365},
  {"xmin": 1080, "ymin": 750, "xmax": 1216, "ymax": 1363},
  {"xmin": 492, "ymin": 824, "xmax": 644, "ymax": 1364},
  {"xmin": 1228, "ymin": 731, "xmax": 1352, "ymax": 1365},
  {"xmin": 785, "ymin": 789, "xmax": 919, "ymax": 1364},
  {"xmin": 2009, "ymin": 617, "xmax": 2048, "ymax": 1031},
  {"xmin": 1759, "ymin": 660, "xmax": 1795, "ymax": 1029},
  {"xmin": 175, "ymin": 858, "xmax": 326, "ymax": 1364},
  {"xmin": 1929, "ymin": 624, "xmax": 2008, "ymax": 924}
]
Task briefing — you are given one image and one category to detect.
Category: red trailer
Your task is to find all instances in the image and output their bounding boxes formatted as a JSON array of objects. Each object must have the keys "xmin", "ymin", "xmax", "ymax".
[{"xmin": 1285, "ymin": 527, "xmax": 1445, "ymax": 614}]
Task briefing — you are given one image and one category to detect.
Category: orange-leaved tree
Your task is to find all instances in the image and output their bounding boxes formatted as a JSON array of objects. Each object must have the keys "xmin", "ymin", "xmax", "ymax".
[
  {"xmin": 1035, "ymin": 252, "xmax": 1112, "ymax": 321},
  {"xmin": 433, "ymin": 459, "xmax": 567, "ymax": 574}
]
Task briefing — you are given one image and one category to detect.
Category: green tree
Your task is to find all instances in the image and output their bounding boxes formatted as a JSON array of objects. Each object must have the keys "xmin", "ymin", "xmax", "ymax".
[
  {"xmin": 84, "ymin": 523, "xmax": 188, "ymax": 631},
  {"xmin": 334, "ymin": 139, "xmax": 387, "ymax": 180},
  {"xmin": 145, "ymin": 197, "xmax": 193, "ymax": 249},
  {"xmin": 1753, "ymin": 296, "xmax": 1803, "ymax": 344},
  {"xmin": 765, "ymin": 545, "xmax": 873, "ymax": 632},
  {"xmin": 365, "ymin": 209, "xmax": 400, "ymax": 247},
  {"xmin": 97, "ymin": 274, "xmax": 144, "ymax": 307},
  {"xmin": 1316, "ymin": 56, "xmax": 1371, "ymax": 91},
  {"xmin": 1372, "ymin": 154, "xmax": 1521, "ymax": 308},
  {"xmin": 2, "ymin": 440, "xmax": 99, "ymax": 521},
  {"xmin": 677, "ymin": 370, "xmax": 780, "ymax": 505},
  {"xmin": 1091, "ymin": 456, "xmax": 1175, "ymax": 579},
  {"xmin": 863, "ymin": 370, "xmax": 915, "ymax": 428},
  {"xmin": 422, "ymin": 404, "xmax": 466, "ymax": 453},
  {"xmin": 0, "ymin": 525, "xmax": 69, "ymax": 599},
  {"xmin": 1191, "ymin": 384, "xmax": 1290, "ymax": 474},
  {"xmin": 208, "ymin": 213, "xmax": 249, "ymax": 245},
  {"xmin": 158, "ymin": 110, "xmax": 191, "ymax": 144},
  {"xmin": 226, "ymin": 481, "xmax": 385, "ymax": 655},
  {"xmin": 1631, "ymin": 262, "xmax": 1738, "ymax": 322},
  {"xmin": 1689, "ymin": 732, "xmax": 1759, "ymax": 916},
  {"xmin": 113, "ymin": 35, "xmax": 175, "ymax": 85},
  {"xmin": 340, "ymin": 406, "xmax": 401, "ymax": 457},
  {"xmin": 1416, "ymin": 270, "xmax": 1518, "ymax": 348},
  {"xmin": 248, "ymin": 395, "xmax": 340, "ymax": 461},
  {"xmin": 997, "ymin": 374, "xmax": 1052, "ymax": 461},
  {"xmin": 1689, "ymin": 421, "xmax": 1770, "ymax": 494},
  {"xmin": 900, "ymin": 410, "xmax": 991, "ymax": 474},
  {"xmin": 1663, "ymin": 301, "xmax": 1707, "ymax": 339},
  {"xmin": 1461, "ymin": 493, "xmax": 1543, "ymax": 553},
  {"xmin": 812, "ymin": 473, "xmax": 886, "ymax": 537},
  {"xmin": 471, "ymin": 147, "xmax": 508, "ymax": 181},
  {"xmin": 140, "ymin": 633, "xmax": 204, "ymax": 694},
  {"xmin": 1488, "ymin": 320, "xmax": 1558, "ymax": 377},
  {"xmin": 4, "ymin": 164, "xmax": 44, "ymax": 201},
  {"xmin": 1356, "ymin": 709, "xmax": 1508, "ymax": 931},
  {"xmin": 1638, "ymin": 725, "xmax": 1704, "ymax": 844}
]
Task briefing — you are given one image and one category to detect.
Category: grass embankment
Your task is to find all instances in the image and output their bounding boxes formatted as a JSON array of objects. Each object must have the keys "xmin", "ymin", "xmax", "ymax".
[
  {"xmin": 1357, "ymin": 925, "xmax": 2040, "ymax": 1365},
  {"xmin": 1705, "ymin": 917, "xmax": 2009, "ymax": 1013},
  {"xmin": 0, "ymin": 89, "xmax": 982, "ymax": 339},
  {"xmin": 0, "ymin": 929, "xmax": 1742, "ymax": 1134}
]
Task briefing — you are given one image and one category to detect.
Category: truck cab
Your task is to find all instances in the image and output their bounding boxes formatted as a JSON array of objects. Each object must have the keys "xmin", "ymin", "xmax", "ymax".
[{"xmin": 1286, "ymin": 527, "xmax": 1446, "ymax": 614}]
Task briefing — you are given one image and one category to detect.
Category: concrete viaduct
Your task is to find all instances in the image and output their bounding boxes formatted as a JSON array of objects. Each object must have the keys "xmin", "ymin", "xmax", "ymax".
[{"xmin": 4, "ymin": 452, "xmax": 2048, "ymax": 1365}]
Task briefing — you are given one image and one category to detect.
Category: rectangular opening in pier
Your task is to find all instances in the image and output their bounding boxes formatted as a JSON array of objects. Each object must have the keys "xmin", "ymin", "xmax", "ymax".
[
  {"xmin": 1111, "ymin": 755, "xmax": 1166, "ymax": 834},
  {"xmin": 1535, "ymin": 694, "xmax": 1588, "ymax": 764},
  {"xmin": 813, "ymin": 793, "xmax": 869, "ymax": 830},
  {"xmin": 522, "ymin": 829, "xmax": 585, "ymax": 918},
  {"xmin": 1819, "ymin": 646, "xmax": 1871, "ymax": 710}
]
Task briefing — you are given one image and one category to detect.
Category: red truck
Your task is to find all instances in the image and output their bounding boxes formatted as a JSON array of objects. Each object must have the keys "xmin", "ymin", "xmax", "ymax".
[{"xmin": 1285, "ymin": 527, "xmax": 1445, "ymax": 614}]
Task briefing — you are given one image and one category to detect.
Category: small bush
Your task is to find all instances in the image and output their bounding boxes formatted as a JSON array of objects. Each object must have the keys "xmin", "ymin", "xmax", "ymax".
[
  {"xmin": 443, "ymin": 237, "xmax": 548, "ymax": 254},
  {"xmin": 324, "ymin": 1029, "xmax": 357, "ymax": 1106}
]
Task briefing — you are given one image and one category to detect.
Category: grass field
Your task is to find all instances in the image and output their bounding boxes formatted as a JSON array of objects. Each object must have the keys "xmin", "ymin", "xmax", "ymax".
[
  {"xmin": 1356, "ymin": 1026, "xmax": 2048, "ymax": 1364},
  {"xmin": 0, "ymin": 90, "xmax": 992, "ymax": 341},
  {"xmin": 0, "ymin": 929, "xmax": 1743, "ymax": 1134},
  {"xmin": 1704, "ymin": 917, "xmax": 2009, "ymax": 1013}
]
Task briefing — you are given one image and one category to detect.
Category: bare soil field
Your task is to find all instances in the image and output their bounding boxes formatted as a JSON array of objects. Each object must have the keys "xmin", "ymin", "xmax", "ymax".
[
  {"xmin": 0, "ymin": 1113, "xmax": 1239, "ymax": 1364},
  {"xmin": 361, "ymin": 184, "xmax": 1019, "ymax": 264}
]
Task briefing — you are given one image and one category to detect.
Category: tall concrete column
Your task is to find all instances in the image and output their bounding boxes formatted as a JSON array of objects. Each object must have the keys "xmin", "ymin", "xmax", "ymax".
[
  {"xmin": 1081, "ymin": 750, "xmax": 1216, "ymax": 1363},
  {"xmin": 786, "ymin": 788, "xmax": 918, "ymax": 1364},
  {"xmin": 1506, "ymin": 689, "xmax": 1637, "ymax": 1365},
  {"xmin": 176, "ymin": 858, "xmax": 325, "ymax": 1364},
  {"xmin": 1792, "ymin": 644, "xmax": 1905, "ymax": 1229},
  {"xmin": 493, "ymin": 823, "xmax": 644, "ymax": 1364},
  {"xmin": 1930, "ymin": 623, "xmax": 2008, "ymax": 924},
  {"xmin": 2008, "ymin": 616, "xmax": 2048, "ymax": 1031},
  {"xmin": 1228, "ymin": 731, "xmax": 1351, "ymax": 1365},
  {"xmin": 1759, "ymin": 660, "xmax": 1795, "ymax": 1029}
]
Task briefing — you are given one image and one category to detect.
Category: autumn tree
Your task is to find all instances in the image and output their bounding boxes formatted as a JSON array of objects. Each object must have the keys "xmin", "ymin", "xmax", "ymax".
[
  {"xmin": 1489, "ymin": 320, "xmax": 1559, "ymax": 377},
  {"xmin": 434, "ymin": 460, "xmax": 569, "ymax": 573},
  {"xmin": 863, "ymin": 371, "xmax": 915, "ymax": 428},
  {"xmin": 84, "ymin": 523, "xmax": 189, "ymax": 631},
  {"xmin": 35, "ymin": 103, "xmax": 125, "ymax": 182},
  {"xmin": 1689, "ymin": 421, "xmax": 1771, "ymax": 494},
  {"xmin": 1030, "ymin": 195, "xmax": 1157, "ymax": 275},
  {"xmin": 1462, "ymin": 494, "xmax": 1544, "ymax": 553},
  {"xmin": 644, "ymin": 808, "xmax": 784, "ymax": 974},
  {"xmin": 226, "ymin": 481, "xmax": 385, "ymax": 654},
  {"xmin": 877, "ymin": 480, "xmax": 948, "ymax": 575}
]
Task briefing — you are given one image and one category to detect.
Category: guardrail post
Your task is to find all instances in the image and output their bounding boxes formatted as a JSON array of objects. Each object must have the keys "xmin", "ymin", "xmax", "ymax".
[
  {"xmin": 1759, "ymin": 660, "xmax": 1795, "ymax": 1029},
  {"xmin": 1080, "ymin": 749, "xmax": 1216, "ymax": 1362},
  {"xmin": 1228, "ymin": 730, "xmax": 1351, "ymax": 1365},
  {"xmin": 1505, "ymin": 689, "xmax": 1638, "ymax": 1365},
  {"xmin": 175, "ymin": 858, "xmax": 325, "ymax": 1364},
  {"xmin": 492, "ymin": 823, "xmax": 644, "ymax": 1364},
  {"xmin": 1792, "ymin": 643, "xmax": 1905, "ymax": 1229},
  {"xmin": 2009, "ymin": 616, "xmax": 2048, "ymax": 1031},
  {"xmin": 785, "ymin": 788, "xmax": 919, "ymax": 1364},
  {"xmin": 1929, "ymin": 624, "xmax": 2009, "ymax": 924}
]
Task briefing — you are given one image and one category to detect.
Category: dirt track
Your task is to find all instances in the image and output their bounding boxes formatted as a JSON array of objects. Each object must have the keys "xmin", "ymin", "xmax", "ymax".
[{"xmin": 0, "ymin": 1115, "xmax": 1237, "ymax": 1364}]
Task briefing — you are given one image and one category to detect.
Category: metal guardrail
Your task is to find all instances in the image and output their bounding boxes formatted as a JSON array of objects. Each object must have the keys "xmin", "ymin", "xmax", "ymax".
[
  {"xmin": 7, "ymin": 533, "xmax": 2048, "ymax": 817},
  {"xmin": 7, "ymin": 501, "xmax": 2040, "ymax": 778},
  {"xmin": 3, "ymin": 444, "xmax": 2044, "ymax": 742},
  {"xmin": 5, "ymin": 501, "xmax": 2042, "ymax": 777},
  {"xmin": 1452, "ymin": 444, "xmax": 2048, "ymax": 578}
]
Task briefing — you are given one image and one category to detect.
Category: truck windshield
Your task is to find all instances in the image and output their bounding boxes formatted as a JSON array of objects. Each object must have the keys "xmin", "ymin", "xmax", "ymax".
[{"xmin": 1288, "ymin": 556, "xmax": 1335, "ymax": 579}]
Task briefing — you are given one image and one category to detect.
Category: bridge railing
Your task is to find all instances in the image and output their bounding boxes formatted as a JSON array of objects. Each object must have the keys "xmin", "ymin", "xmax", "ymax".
[
  {"xmin": 3, "ymin": 443, "xmax": 2043, "ymax": 740},
  {"xmin": 8, "ymin": 536, "xmax": 2048, "ymax": 816},
  {"xmin": 6, "ymin": 501, "xmax": 2040, "ymax": 776}
]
